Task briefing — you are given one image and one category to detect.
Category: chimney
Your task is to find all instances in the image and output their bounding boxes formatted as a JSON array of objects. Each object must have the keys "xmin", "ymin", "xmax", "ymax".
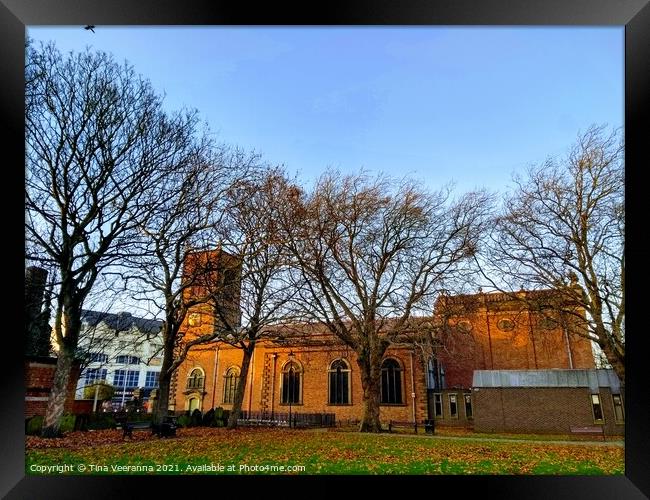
[
  {"xmin": 25, "ymin": 266, "xmax": 47, "ymax": 319},
  {"xmin": 25, "ymin": 266, "xmax": 52, "ymax": 357}
]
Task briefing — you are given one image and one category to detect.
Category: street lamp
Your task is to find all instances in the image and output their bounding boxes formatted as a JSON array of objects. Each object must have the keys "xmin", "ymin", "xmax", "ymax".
[
  {"xmin": 288, "ymin": 350, "xmax": 294, "ymax": 428},
  {"xmin": 92, "ymin": 379, "xmax": 101, "ymax": 413},
  {"xmin": 271, "ymin": 353, "xmax": 278, "ymax": 420},
  {"xmin": 120, "ymin": 362, "xmax": 128, "ymax": 408}
]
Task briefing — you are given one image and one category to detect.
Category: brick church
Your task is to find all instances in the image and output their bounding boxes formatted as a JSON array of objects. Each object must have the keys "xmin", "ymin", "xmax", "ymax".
[{"xmin": 168, "ymin": 251, "xmax": 624, "ymax": 435}]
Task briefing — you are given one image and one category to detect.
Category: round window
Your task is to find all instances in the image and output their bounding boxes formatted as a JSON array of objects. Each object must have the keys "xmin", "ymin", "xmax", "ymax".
[
  {"xmin": 496, "ymin": 318, "xmax": 515, "ymax": 331},
  {"xmin": 457, "ymin": 320, "xmax": 473, "ymax": 333}
]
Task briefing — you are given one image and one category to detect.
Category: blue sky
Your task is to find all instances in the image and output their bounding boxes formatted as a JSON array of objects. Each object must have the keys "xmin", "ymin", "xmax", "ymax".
[{"xmin": 28, "ymin": 26, "xmax": 623, "ymax": 195}]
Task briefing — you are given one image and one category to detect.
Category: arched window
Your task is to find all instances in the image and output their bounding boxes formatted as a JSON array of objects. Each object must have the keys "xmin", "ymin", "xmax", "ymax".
[
  {"xmin": 223, "ymin": 367, "xmax": 240, "ymax": 404},
  {"xmin": 381, "ymin": 358, "xmax": 403, "ymax": 404},
  {"xmin": 186, "ymin": 368, "xmax": 204, "ymax": 390},
  {"xmin": 281, "ymin": 361, "xmax": 301, "ymax": 404},
  {"xmin": 328, "ymin": 359, "xmax": 351, "ymax": 404}
]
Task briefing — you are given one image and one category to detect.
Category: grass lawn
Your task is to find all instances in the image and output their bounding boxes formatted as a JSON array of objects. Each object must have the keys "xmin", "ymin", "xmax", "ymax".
[{"xmin": 26, "ymin": 427, "xmax": 624, "ymax": 475}]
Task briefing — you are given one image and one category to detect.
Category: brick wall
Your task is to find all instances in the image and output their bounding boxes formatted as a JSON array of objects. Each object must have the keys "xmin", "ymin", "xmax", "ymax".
[
  {"xmin": 25, "ymin": 357, "xmax": 81, "ymax": 418},
  {"xmin": 173, "ymin": 287, "xmax": 598, "ymax": 432},
  {"xmin": 472, "ymin": 386, "xmax": 624, "ymax": 436},
  {"xmin": 72, "ymin": 399, "xmax": 95, "ymax": 414},
  {"xmin": 437, "ymin": 296, "xmax": 595, "ymax": 389},
  {"xmin": 173, "ymin": 340, "xmax": 427, "ymax": 425}
]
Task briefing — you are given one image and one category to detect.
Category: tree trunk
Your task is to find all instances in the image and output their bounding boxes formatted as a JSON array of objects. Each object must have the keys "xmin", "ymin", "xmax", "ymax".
[
  {"xmin": 41, "ymin": 347, "xmax": 75, "ymax": 437},
  {"xmin": 599, "ymin": 341, "xmax": 625, "ymax": 384},
  {"xmin": 154, "ymin": 373, "xmax": 172, "ymax": 425},
  {"xmin": 154, "ymin": 350, "xmax": 176, "ymax": 425},
  {"xmin": 357, "ymin": 355, "xmax": 383, "ymax": 432},
  {"xmin": 227, "ymin": 343, "xmax": 254, "ymax": 429},
  {"xmin": 42, "ymin": 302, "xmax": 82, "ymax": 438}
]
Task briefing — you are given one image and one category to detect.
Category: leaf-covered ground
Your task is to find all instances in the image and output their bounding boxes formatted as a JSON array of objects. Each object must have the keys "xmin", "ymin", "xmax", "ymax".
[{"xmin": 26, "ymin": 427, "xmax": 624, "ymax": 475}]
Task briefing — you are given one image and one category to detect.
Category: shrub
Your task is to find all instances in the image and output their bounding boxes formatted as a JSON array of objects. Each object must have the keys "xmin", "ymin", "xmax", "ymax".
[
  {"xmin": 203, "ymin": 408, "xmax": 215, "ymax": 426},
  {"xmin": 59, "ymin": 414, "xmax": 76, "ymax": 433},
  {"xmin": 211, "ymin": 407, "xmax": 225, "ymax": 427},
  {"xmin": 87, "ymin": 414, "xmax": 116, "ymax": 430},
  {"xmin": 212, "ymin": 406, "xmax": 230, "ymax": 427},
  {"xmin": 190, "ymin": 409, "xmax": 203, "ymax": 427},
  {"xmin": 176, "ymin": 414, "xmax": 191, "ymax": 427},
  {"xmin": 74, "ymin": 414, "xmax": 90, "ymax": 431},
  {"xmin": 26, "ymin": 416, "xmax": 43, "ymax": 435},
  {"xmin": 82, "ymin": 382, "xmax": 115, "ymax": 401}
]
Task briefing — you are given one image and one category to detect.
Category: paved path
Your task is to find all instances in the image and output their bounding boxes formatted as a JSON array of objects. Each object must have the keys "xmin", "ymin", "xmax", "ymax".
[{"xmin": 366, "ymin": 431, "xmax": 624, "ymax": 447}]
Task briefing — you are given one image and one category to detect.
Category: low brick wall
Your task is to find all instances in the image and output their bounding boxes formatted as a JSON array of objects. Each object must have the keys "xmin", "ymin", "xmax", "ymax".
[{"xmin": 72, "ymin": 399, "xmax": 95, "ymax": 414}]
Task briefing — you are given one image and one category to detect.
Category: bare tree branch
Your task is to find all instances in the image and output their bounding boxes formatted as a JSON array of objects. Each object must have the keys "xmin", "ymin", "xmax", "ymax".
[
  {"xmin": 279, "ymin": 170, "xmax": 493, "ymax": 432},
  {"xmin": 479, "ymin": 125, "xmax": 624, "ymax": 381},
  {"xmin": 26, "ymin": 42, "xmax": 207, "ymax": 436}
]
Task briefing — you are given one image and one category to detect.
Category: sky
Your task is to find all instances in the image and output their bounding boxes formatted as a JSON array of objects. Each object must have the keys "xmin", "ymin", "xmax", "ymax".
[{"xmin": 28, "ymin": 26, "xmax": 623, "ymax": 196}]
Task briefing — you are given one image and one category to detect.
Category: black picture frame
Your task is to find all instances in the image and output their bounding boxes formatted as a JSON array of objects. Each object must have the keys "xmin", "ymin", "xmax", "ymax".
[{"xmin": 3, "ymin": 1, "xmax": 648, "ymax": 498}]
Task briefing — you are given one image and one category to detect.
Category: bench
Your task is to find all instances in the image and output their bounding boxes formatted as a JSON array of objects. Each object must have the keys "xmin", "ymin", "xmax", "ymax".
[
  {"xmin": 237, "ymin": 418, "xmax": 281, "ymax": 427},
  {"xmin": 152, "ymin": 417, "xmax": 178, "ymax": 438},
  {"xmin": 117, "ymin": 416, "xmax": 177, "ymax": 438},
  {"xmin": 388, "ymin": 420, "xmax": 419, "ymax": 433},
  {"xmin": 123, "ymin": 421, "xmax": 152, "ymax": 438},
  {"xmin": 569, "ymin": 425, "xmax": 606, "ymax": 441}
]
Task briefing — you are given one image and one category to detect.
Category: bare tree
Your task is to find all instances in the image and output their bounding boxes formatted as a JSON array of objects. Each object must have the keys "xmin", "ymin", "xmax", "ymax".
[
  {"xmin": 279, "ymin": 172, "xmax": 492, "ymax": 432},
  {"xmin": 118, "ymin": 144, "xmax": 258, "ymax": 424},
  {"xmin": 482, "ymin": 125, "xmax": 625, "ymax": 382},
  {"xmin": 25, "ymin": 43, "xmax": 204, "ymax": 436},
  {"xmin": 418, "ymin": 293, "xmax": 484, "ymax": 374},
  {"xmin": 207, "ymin": 169, "xmax": 301, "ymax": 429}
]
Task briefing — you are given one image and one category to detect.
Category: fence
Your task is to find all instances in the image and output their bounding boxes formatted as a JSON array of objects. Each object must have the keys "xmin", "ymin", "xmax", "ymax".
[{"xmin": 237, "ymin": 410, "xmax": 336, "ymax": 428}]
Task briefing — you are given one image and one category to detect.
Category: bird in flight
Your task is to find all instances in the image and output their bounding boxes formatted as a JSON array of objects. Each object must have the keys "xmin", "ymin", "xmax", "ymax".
[{"xmin": 84, "ymin": 25, "xmax": 95, "ymax": 33}]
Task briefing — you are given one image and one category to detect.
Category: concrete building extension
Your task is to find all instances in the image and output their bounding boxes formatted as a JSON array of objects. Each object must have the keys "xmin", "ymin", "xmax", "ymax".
[{"xmin": 471, "ymin": 369, "xmax": 624, "ymax": 436}]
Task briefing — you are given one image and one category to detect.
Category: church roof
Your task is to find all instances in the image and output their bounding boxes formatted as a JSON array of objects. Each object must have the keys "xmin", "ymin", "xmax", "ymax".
[{"xmin": 435, "ymin": 287, "xmax": 584, "ymax": 313}]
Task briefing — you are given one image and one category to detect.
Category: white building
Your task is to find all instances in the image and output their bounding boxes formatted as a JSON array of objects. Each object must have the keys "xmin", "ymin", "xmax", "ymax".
[{"xmin": 75, "ymin": 310, "xmax": 164, "ymax": 409}]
